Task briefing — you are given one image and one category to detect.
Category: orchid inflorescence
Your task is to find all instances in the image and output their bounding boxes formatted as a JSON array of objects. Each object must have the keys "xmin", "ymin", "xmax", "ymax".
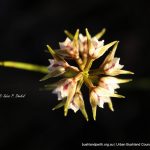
[{"xmin": 40, "ymin": 28, "xmax": 134, "ymax": 121}]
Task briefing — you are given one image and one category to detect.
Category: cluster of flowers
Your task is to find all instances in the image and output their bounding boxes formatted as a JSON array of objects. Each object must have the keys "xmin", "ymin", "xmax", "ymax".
[{"xmin": 41, "ymin": 28, "xmax": 134, "ymax": 121}]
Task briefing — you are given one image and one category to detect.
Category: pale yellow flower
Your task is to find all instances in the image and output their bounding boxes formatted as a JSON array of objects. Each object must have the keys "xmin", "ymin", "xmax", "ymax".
[{"xmin": 42, "ymin": 28, "xmax": 134, "ymax": 121}]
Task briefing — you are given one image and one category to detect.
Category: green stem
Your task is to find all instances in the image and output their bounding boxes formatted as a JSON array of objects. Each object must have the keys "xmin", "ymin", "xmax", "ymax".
[
  {"xmin": 81, "ymin": 53, "xmax": 88, "ymax": 70},
  {"xmin": 83, "ymin": 76, "xmax": 95, "ymax": 90},
  {"xmin": 0, "ymin": 61, "xmax": 48, "ymax": 74},
  {"xmin": 75, "ymin": 58, "xmax": 83, "ymax": 70},
  {"xmin": 84, "ymin": 58, "xmax": 93, "ymax": 72},
  {"xmin": 74, "ymin": 72, "xmax": 83, "ymax": 82}
]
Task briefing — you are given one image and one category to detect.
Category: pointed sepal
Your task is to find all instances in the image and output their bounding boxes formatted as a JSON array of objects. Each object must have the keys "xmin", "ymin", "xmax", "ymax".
[
  {"xmin": 47, "ymin": 45, "xmax": 64, "ymax": 61},
  {"xmin": 97, "ymin": 41, "xmax": 118, "ymax": 59},
  {"xmin": 73, "ymin": 92, "xmax": 89, "ymax": 121},
  {"xmin": 64, "ymin": 80, "xmax": 77, "ymax": 116},
  {"xmin": 100, "ymin": 41, "xmax": 119, "ymax": 67},
  {"xmin": 52, "ymin": 99, "xmax": 66, "ymax": 110},
  {"xmin": 73, "ymin": 29, "xmax": 79, "ymax": 41},
  {"xmin": 39, "ymin": 67, "xmax": 65, "ymax": 81},
  {"xmin": 90, "ymin": 91, "xmax": 98, "ymax": 120},
  {"xmin": 94, "ymin": 28, "xmax": 106, "ymax": 40},
  {"xmin": 108, "ymin": 101, "xmax": 114, "ymax": 111},
  {"xmin": 64, "ymin": 30, "xmax": 74, "ymax": 39}
]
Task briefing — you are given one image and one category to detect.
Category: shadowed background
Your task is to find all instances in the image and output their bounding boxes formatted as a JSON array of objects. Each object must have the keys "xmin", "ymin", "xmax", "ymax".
[{"xmin": 0, "ymin": 0, "xmax": 150, "ymax": 149}]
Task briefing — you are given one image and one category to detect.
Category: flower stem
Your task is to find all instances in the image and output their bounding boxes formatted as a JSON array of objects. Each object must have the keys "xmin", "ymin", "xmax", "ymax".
[
  {"xmin": 84, "ymin": 57, "xmax": 93, "ymax": 72},
  {"xmin": 81, "ymin": 53, "xmax": 88, "ymax": 69},
  {"xmin": 0, "ymin": 61, "xmax": 48, "ymax": 74},
  {"xmin": 75, "ymin": 57, "xmax": 83, "ymax": 70},
  {"xmin": 83, "ymin": 76, "xmax": 95, "ymax": 90},
  {"xmin": 74, "ymin": 72, "xmax": 83, "ymax": 82}
]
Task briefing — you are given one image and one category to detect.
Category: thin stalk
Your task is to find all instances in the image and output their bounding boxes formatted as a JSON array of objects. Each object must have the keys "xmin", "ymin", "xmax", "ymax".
[
  {"xmin": 83, "ymin": 76, "xmax": 95, "ymax": 90},
  {"xmin": 84, "ymin": 58, "xmax": 93, "ymax": 72},
  {"xmin": 75, "ymin": 57, "xmax": 83, "ymax": 70},
  {"xmin": 74, "ymin": 72, "xmax": 83, "ymax": 82},
  {"xmin": 81, "ymin": 53, "xmax": 88, "ymax": 70},
  {"xmin": 0, "ymin": 61, "xmax": 48, "ymax": 74}
]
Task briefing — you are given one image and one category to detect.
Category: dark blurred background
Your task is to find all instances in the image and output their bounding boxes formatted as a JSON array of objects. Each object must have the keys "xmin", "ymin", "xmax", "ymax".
[{"xmin": 0, "ymin": 0, "xmax": 150, "ymax": 149}]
